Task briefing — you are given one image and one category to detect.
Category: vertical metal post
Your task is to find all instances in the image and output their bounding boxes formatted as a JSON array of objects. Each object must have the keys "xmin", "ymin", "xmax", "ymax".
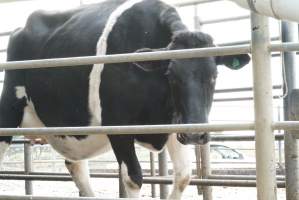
[
  {"xmin": 193, "ymin": 4, "xmax": 201, "ymax": 30},
  {"xmin": 158, "ymin": 150, "xmax": 168, "ymax": 199},
  {"xmin": 277, "ymin": 106, "xmax": 284, "ymax": 171},
  {"xmin": 195, "ymin": 145, "xmax": 203, "ymax": 195},
  {"xmin": 24, "ymin": 143, "xmax": 32, "ymax": 195},
  {"xmin": 281, "ymin": 21, "xmax": 299, "ymax": 200},
  {"xmin": 251, "ymin": 12, "xmax": 277, "ymax": 200},
  {"xmin": 200, "ymin": 144, "xmax": 212, "ymax": 200},
  {"xmin": 150, "ymin": 152, "xmax": 156, "ymax": 198}
]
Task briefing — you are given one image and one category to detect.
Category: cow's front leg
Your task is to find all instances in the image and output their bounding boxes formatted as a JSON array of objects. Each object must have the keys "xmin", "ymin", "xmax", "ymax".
[
  {"xmin": 65, "ymin": 160, "xmax": 95, "ymax": 197},
  {"xmin": 167, "ymin": 134, "xmax": 192, "ymax": 200},
  {"xmin": 0, "ymin": 86, "xmax": 26, "ymax": 166},
  {"xmin": 109, "ymin": 135, "xmax": 142, "ymax": 198}
]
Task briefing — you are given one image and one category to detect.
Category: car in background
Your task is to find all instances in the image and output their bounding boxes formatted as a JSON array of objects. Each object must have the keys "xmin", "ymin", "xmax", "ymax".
[{"xmin": 210, "ymin": 144, "xmax": 244, "ymax": 160}]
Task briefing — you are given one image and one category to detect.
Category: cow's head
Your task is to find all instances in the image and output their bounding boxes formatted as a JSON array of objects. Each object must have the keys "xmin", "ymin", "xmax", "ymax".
[{"xmin": 134, "ymin": 31, "xmax": 250, "ymax": 145}]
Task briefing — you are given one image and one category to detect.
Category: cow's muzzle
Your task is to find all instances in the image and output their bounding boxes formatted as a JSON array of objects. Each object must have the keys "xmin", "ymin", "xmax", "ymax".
[{"xmin": 177, "ymin": 132, "xmax": 210, "ymax": 145}]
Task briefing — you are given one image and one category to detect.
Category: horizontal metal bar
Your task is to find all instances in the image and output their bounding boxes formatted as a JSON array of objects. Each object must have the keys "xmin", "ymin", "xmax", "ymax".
[
  {"xmin": 0, "ymin": 45, "xmax": 251, "ymax": 70},
  {"xmin": 274, "ymin": 121, "xmax": 299, "ymax": 131},
  {"xmin": 0, "ymin": 121, "xmax": 298, "ymax": 137},
  {"xmin": 0, "ymin": 31, "xmax": 12, "ymax": 37},
  {"xmin": 10, "ymin": 133, "xmax": 283, "ymax": 144},
  {"xmin": 0, "ymin": 174, "xmax": 285, "ymax": 188},
  {"xmin": 0, "ymin": 171, "xmax": 120, "ymax": 178},
  {"xmin": 0, "ymin": 195, "xmax": 128, "ymax": 200},
  {"xmin": 174, "ymin": 0, "xmax": 222, "ymax": 7},
  {"xmin": 0, "ymin": 123, "xmax": 255, "ymax": 136},
  {"xmin": 0, "ymin": 0, "xmax": 34, "ymax": 4},
  {"xmin": 201, "ymin": 15, "xmax": 250, "ymax": 25},
  {"xmin": 208, "ymin": 174, "xmax": 285, "ymax": 181},
  {"xmin": 0, "ymin": 38, "xmax": 280, "ymax": 55},
  {"xmin": 1, "ymin": 42, "xmax": 298, "ymax": 71},
  {"xmin": 270, "ymin": 42, "xmax": 299, "ymax": 52},
  {"xmin": 211, "ymin": 134, "xmax": 284, "ymax": 141},
  {"xmin": 12, "ymin": 139, "xmax": 30, "ymax": 144},
  {"xmin": 215, "ymin": 97, "xmax": 251, "ymax": 102},
  {"xmin": 214, "ymin": 95, "xmax": 282, "ymax": 102},
  {"xmin": 0, "ymin": 169, "xmax": 284, "ymax": 178},
  {"xmin": 214, "ymin": 85, "xmax": 281, "ymax": 93},
  {"xmin": 218, "ymin": 37, "xmax": 280, "ymax": 47}
]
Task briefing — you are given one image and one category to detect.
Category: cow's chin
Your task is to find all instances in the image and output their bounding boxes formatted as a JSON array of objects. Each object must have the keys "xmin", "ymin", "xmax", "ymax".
[{"xmin": 176, "ymin": 133, "xmax": 210, "ymax": 145}]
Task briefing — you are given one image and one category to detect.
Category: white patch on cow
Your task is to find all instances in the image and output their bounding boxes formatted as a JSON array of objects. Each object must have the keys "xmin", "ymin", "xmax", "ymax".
[
  {"xmin": 15, "ymin": 85, "xmax": 111, "ymax": 161},
  {"xmin": 15, "ymin": 86, "xmax": 45, "ymax": 128},
  {"xmin": 88, "ymin": 0, "xmax": 145, "ymax": 126},
  {"xmin": 135, "ymin": 140, "xmax": 165, "ymax": 153},
  {"xmin": 0, "ymin": 142, "xmax": 9, "ymax": 165},
  {"xmin": 120, "ymin": 162, "xmax": 140, "ymax": 198},
  {"xmin": 167, "ymin": 134, "xmax": 191, "ymax": 200},
  {"xmin": 15, "ymin": 86, "xmax": 28, "ymax": 99},
  {"xmin": 21, "ymin": 101, "xmax": 45, "ymax": 128},
  {"xmin": 65, "ymin": 160, "xmax": 95, "ymax": 197}
]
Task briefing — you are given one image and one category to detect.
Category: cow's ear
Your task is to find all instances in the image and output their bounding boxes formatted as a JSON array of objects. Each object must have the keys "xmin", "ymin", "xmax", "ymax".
[
  {"xmin": 216, "ymin": 54, "xmax": 251, "ymax": 70},
  {"xmin": 133, "ymin": 48, "xmax": 169, "ymax": 72}
]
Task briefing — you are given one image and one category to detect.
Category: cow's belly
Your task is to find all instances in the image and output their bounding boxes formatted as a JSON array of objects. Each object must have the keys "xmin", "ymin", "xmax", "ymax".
[
  {"xmin": 46, "ymin": 135, "xmax": 111, "ymax": 161},
  {"xmin": 17, "ymin": 87, "xmax": 112, "ymax": 161}
]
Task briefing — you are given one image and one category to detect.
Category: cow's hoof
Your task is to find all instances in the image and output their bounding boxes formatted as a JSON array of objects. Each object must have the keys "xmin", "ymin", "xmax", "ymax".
[
  {"xmin": 167, "ymin": 193, "xmax": 181, "ymax": 200},
  {"xmin": 79, "ymin": 191, "xmax": 95, "ymax": 197}
]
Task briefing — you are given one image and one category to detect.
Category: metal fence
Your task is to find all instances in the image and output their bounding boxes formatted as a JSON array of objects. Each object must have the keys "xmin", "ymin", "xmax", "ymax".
[{"xmin": 0, "ymin": 0, "xmax": 298, "ymax": 200}]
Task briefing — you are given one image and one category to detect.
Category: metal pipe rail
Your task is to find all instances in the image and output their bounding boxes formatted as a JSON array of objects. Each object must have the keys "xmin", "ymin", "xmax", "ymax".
[
  {"xmin": 0, "ymin": 45, "xmax": 250, "ymax": 70},
  {"xmin": 214, "ymin": 85, "xmax": 281, "ymax": 93},
  {"xmin": 0, "ymin": 0, "xmax": 33, "ymax": 3},
  {"xmin": 0, "ymin": 122, "xmax": 256, "ymax": 136},
  {"xmin": 0, "ymin": 195, "xmax": 140, "ymax": 200},
  {"xmin": 0, "ymin": 169, "xmax": 285, "ymax": 178},
  {"xmin": 211, "ymin": 134, "xmax": 284, "ymax": 141},
  {"xmin": 200, "ymin": 15, "xmax": 250, "ymax": 25},
  {"xmin": 208, "ymin": 175, "xmax": 285, "ymax": 181},
  {"xmin": 0, "ymin": 171, "xmax": 121, "ymax": 178},
  {"xmin": 174, "ymin": 0, "xmax": 222, "ymax": 7},
  {"xmin": 0, "ymin": 38, "xmax": 281, "ymax": 55},
  {"xmin": 218, "ymin": 37, "xmax": 280, "ymax": 46},
  {"xmin": 214, "ymin": 95, "xmax": 282, "ymax": 102},
  {"xmin": 0, "ymin": 31, "xmax": 12, "ymax": 37},
  {"xmin": 0, "ymin": 174, "xmax": 286, "ymax": 188},
  {"xmin": 9, "ymin": 133, "xmax": 284, "ymax": 143},
  {"xmin": 1, "ymin": 42, "xmax": 299, "ymax": 71},
  {"xmin": 0, "ymin": 122, "xmax": 299, "ymax": 137}
]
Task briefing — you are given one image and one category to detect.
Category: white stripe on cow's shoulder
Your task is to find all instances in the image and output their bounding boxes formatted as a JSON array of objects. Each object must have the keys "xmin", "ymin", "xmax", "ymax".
[{"xmin": 88, "ymin": 0, "xmax": 145, "ymax": 126}]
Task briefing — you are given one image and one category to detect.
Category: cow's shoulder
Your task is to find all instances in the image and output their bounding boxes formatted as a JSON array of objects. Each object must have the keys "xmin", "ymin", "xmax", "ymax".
[
  {"xmin": 6, "ymin": 28, "xmax": 27, "ymax": 61},
  {"xmin": 25, "ymin": 9, "xmax": 77, "ymax": 37}
]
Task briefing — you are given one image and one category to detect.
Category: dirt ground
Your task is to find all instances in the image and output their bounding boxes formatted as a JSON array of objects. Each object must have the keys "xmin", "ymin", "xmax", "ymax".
[{"xmin": 0, "ymin": 179, "xmax": 286, "ymax": 199}]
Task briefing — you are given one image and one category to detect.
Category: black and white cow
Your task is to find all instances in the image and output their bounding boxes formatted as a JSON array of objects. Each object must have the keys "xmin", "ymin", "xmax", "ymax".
[{"xmin": 0, "ymin": 0, "xmax": 250, "ymax": 199}]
